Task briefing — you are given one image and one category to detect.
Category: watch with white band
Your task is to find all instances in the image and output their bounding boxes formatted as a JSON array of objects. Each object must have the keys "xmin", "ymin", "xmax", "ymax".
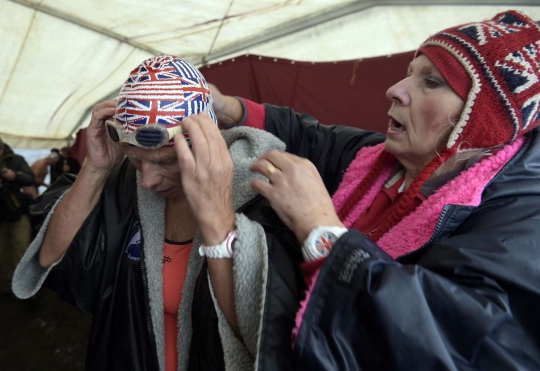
[
  {"xmin": 302, "ymin": 226, "xmax": 348, "ymax": 262},
  {"xmin": 199, "ymin": 230, "xmax": 237, "ymax": 259}
]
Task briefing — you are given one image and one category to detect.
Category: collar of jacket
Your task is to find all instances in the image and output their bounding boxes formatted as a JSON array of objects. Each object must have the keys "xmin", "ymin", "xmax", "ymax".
[
  {"xmin": 135, "ymin": 127, "xmax": 285, "ymax": 371},
  {"xmin": 332, "ymin": 136, "xmax": 525, "ymax": 259}
]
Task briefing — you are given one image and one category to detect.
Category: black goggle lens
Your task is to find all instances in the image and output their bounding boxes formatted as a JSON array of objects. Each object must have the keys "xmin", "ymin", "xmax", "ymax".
[
  {"xmin": 106, "ymin": 124, "xmax": 120, "ymax": 143},
  {"xmin": 134, "ymin": 127, "xmax": 166, "ymax": 147}
]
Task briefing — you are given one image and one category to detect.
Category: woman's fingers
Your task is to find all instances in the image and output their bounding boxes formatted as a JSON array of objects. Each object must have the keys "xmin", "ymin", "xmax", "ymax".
[
  {"xmin": 181, "ymin": 115, "xmax": 210, "ymax": 170},
  {"xmin": 250, "ymin": 150, "xmax": 342, "ymax": 243},
  {"xmin": 250, "ymin": 158, "xmax": 283, "ymax": 181},
  {"xmin": 174, "ymin": 131, "xmax": 196, "ymax": 176},
  {"xmin": 174, "ymin": 112, "xmax": 235, "ymax": 245},
  {"xmin": 90, "ymin": 100, "xmax": 117, "ymax": 128}
]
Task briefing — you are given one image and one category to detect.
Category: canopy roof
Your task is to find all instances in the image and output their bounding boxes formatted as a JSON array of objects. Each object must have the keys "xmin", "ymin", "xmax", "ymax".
[{"xmin": 1, "ymin": 0, "xmax": 540, "ymax": 148}]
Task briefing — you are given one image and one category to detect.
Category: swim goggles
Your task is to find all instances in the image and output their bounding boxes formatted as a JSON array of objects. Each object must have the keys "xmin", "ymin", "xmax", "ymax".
[{"xmin": 105, "ymin": 120, "xmax": 182, "ymax": 149}]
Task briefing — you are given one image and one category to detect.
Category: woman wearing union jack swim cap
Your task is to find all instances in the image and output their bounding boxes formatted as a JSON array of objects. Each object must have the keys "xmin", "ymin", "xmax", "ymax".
[
  {"xmin": 208, "ymin": 10, "xmax": 540, "ymax": 370},
  {"xmin": 12, "ymin": 55, "xmax": 306, "ymax": 371}
]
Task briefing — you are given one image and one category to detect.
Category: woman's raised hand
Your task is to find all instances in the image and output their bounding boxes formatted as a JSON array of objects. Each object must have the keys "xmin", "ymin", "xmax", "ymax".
[
  {"xmin": 85, "ymin": 100, "xmax": 124, "ymax": 174},
  {"xmin": 174, "ymin": 112, "xmax": 236, "ymax": 245},
  {"xmin": 250, "ymin": 150, "xmax": 344, "ymax": 244}
]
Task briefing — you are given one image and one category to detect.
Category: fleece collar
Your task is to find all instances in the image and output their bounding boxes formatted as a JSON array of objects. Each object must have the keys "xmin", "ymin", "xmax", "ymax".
[{"xmin": 332, "ymin": 137, "xmax": 525, "ymax": 258}]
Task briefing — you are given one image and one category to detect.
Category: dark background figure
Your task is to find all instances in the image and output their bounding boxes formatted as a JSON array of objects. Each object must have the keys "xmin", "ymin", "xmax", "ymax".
[
  {"xmin": 49, "ymin": 148, "xmax": 61, "ymax": 184},
  {"xmin": 0, "ymin": 137, "xmax": 34, "ymax": 294},
  {"xmin": 0, "ymin": 147, "xmax": 90, "ymax": 371},
  {"xmin": 60, "ymin": 147, "xmax": 81, "ymax": 176}
]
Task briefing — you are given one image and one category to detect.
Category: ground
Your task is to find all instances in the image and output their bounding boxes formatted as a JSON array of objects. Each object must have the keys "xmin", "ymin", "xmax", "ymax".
[{"xmin": 0, "ymin": 288, "xmax": 91, "ymax": 370}]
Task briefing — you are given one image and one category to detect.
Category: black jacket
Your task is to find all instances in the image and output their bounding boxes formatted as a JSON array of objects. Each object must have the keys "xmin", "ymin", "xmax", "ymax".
[
  {"xmin": 13, "ymin": 127, "xmax": 304, "ymax": 371},
  {"xmin": 263, "ymin": 104, "xmax": 540, "ymax": 370}
]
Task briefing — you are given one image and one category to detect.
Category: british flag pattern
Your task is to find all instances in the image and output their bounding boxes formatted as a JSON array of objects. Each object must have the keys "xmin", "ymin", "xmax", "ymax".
[{"xmin": 115, "ymin": 55, "xmax": 217, "ymax": 145}]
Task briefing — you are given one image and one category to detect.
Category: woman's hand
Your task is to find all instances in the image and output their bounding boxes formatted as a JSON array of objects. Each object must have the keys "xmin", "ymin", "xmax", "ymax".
[
  {"xmin": 250, "ymin": 150, "xmax": 344, "ymax": 244},
  {"xmin": 174, "ymin": 112, "xmax": 236, "ymax": 245},
  {"xmin": 84, "ymin": 100, "xmax": 124, "ymax": 175},
  {"xmin": 208, "ymin": 83, "xmax": 244, "ymax": 127}
]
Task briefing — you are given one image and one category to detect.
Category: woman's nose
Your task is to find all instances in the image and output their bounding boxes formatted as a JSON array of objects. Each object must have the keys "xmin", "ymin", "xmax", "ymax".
[
  {"xmin": 386, "ymin": 77, "xmax": 410, "ymax": 106},
  {"xmin": 140, "ymin": 164, "xmax": 161, "ymax": 190}
]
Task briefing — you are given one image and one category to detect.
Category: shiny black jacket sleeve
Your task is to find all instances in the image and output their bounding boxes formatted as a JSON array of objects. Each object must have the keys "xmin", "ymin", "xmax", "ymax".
[
  {"xmin": 43, "ymin": 161, "xmax": 137, "ymax": 313},
  {"xmin": 295, "ymin": 210, "xmax": 540, "ymax": 369},
  {"xmin": 263, "ymin": 104, "xmax": 386, "ymax": 194}
]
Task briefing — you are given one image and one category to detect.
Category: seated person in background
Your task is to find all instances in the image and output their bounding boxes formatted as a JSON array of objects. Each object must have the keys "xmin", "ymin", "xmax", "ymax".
[
  {"xmin": 207, "ymin": 10, "xmax": 540, "ymax": 370},
  {"xmin": 59, "ymin": 147, "xmax": 81, "ymax": 175},
  {"xmin": 24, "ymin": 152, "xmax": 60, "ymax": 198},
  {"xmin": 13, "ymin": 56, "xmax": 304, "ymax": 370}
]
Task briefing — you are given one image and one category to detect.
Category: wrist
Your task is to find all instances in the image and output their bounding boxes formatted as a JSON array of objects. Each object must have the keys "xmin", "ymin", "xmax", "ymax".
[
  {"xmin": 302, "ymin": 225, "xmax": 348, "ymax": 261},
  {"xmin": 295, "ymin": 217, "xmax": 345, "ymax": 244},
  {"xmin": 216, "ymin": 96, "xmax": 244, "ymax": 127},
  {"xmin": 199, "ymin": 213, "xmax": 236, "ymax": 246},
  {"xmin": 199, "ymin": 230, "xmax": 237, "ymax": 259},
  {"xmin": 82, "ymin": 161, "xmax": 114, "ymax": 179},
  {"xmin": 76, "ymin": 164, "xmax": 112, "ymax": 195}
]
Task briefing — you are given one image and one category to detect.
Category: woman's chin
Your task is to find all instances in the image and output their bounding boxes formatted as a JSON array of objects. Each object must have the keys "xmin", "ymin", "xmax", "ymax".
[{"xmin": 384, "ymin": 138, "xmax": 406, "ymax": 157}]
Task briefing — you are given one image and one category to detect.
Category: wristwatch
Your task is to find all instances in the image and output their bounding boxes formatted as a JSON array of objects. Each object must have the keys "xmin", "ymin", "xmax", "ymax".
[
  {"xmin": 199, "ymin": 230, "xmax": 237, "ymax": 259},
  {"xmin": 302, "ymin": 226, "xmax": 348, "ymax": 262}
]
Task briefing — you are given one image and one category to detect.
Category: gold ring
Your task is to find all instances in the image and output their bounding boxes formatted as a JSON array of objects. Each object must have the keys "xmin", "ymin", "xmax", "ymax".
[{"xmin": 266, "ymin": 164, "xmax": 277, "ymax": 177}]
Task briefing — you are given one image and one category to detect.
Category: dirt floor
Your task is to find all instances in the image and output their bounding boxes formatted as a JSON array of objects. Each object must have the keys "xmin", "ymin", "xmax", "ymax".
[{"xmin": 0, "ymin": 288, "xmax": 91, "ymax": 370}]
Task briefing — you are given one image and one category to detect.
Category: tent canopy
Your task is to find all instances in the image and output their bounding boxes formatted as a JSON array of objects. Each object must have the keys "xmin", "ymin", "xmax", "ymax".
[{"xmin": 1, "ymin": 0, "xmax": 540, "ymax": 149}]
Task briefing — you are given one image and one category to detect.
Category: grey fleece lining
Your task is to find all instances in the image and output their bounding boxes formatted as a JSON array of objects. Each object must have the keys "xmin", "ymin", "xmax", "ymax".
[
  {"xmin": 143, "ymin": 126, "xmax": 285, "ymax": 371},
  {"xmin": 136, "ymin": 175, "xmax": 167, "ymax": 371},
  {"xmin": 207, "ymin": 213, "xmax": 269, "ymax": 371},
  {"xmin": 12, "ymin": 191, "xmax": 69, "ymax": 299}
]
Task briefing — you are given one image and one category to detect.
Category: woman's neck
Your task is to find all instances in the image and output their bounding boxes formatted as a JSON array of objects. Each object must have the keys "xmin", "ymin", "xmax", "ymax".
[
  {"xmin": 402, "ymin": 151, "xmax": 480, "ymax": 191},
  {"xmin": 164, "ymin": 197, "xmax": 198, "ymax": 243}
]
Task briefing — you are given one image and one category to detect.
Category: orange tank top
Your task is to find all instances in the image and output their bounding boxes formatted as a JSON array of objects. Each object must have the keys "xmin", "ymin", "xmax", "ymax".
[{"xmin": 163, "ymin": 239, "xmax": 192, "ymax": 371}]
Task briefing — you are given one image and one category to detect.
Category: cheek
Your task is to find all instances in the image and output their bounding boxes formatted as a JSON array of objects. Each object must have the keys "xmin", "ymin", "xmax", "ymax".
[{"xmin": 162, "ymin": 166, "xmax": 182, "ymax": 182}]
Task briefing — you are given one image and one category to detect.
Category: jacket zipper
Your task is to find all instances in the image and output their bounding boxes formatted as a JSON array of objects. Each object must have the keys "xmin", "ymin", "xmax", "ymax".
[
  {"xmin": 396, "ymin": 135, "xmax": 531, "ymax": 262},
  {"xmin": 397, "ymin": 205, "xmax": 449, "ymax": 260},
  {"xmin": 136, "ymin": 214, "xmax": 161, "ymax": 370}
]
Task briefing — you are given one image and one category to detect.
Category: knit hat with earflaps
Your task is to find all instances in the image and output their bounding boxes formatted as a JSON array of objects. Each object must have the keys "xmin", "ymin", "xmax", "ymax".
[
  {"xmin": 114, "ymin": 55, "xmax": 217, "ymax": 146},
  {"xmin": 338, "ymin": 10, "xmax": 540, "ymax": 242}
]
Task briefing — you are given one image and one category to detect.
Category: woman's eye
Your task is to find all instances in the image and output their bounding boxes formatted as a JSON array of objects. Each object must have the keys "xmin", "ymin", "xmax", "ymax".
[
  {"xmin": 424, "ymin": 78, "xmax": 442, "ymax": 88},
  {"xmin": 162, "ymin": 160, "xmax": 177, "ymax": 167}
]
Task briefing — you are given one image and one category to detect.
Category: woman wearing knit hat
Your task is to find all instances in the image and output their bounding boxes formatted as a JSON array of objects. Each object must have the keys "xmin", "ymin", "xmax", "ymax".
[{"xmin": 208, "ymin": 10, "xmax": 540, "ymax": 370}]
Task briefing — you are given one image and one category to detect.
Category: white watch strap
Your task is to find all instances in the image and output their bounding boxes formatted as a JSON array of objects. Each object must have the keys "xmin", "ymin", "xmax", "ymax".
[
  {"xmin": 302, "ymin": 226, "xmax": 348, "ymax": 262},
  {"xmin": 199, "ymin": 230, "xmax": 237, "ymax": 259}
]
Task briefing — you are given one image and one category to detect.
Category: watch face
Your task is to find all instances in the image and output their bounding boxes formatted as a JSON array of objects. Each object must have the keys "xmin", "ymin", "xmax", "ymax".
[{"xmin": 312, "ymin": 232, "xmax": 337, "ymax": 258}]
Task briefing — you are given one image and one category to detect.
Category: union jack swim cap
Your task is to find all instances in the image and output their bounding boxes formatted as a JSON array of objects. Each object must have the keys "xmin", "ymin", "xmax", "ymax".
[{"xmin": 115, "ymin": 55, "xmax": 217, "ymax": 146}]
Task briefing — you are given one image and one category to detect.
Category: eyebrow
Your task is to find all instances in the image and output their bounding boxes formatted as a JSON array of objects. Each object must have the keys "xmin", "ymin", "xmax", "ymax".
[
  {"xmin": 408, "ymin": 62, "xmax": 435, "ymax": 74},
  {"xmin": 127, "ymin": 154, "xmax": 177, "ymax": 164},
  {"xmin": 408, "ymin": 63, "xmax": 446, "ymax": 81}
]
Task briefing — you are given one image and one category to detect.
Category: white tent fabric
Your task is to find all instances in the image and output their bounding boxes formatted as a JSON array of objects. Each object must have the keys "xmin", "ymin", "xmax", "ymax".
[
  {"xmin": 239, "ymin": 5, "xmax": 540, "ymax": 62},
  {"xmin": 1, "ymin": 0, "xmax": 539, "ymax": 149}
]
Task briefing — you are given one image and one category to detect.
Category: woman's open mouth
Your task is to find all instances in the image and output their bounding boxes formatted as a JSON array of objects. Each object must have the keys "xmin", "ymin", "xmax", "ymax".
[{"xmin": 388, "ymin": 117, "xmax": 406, "ymax": 133}]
